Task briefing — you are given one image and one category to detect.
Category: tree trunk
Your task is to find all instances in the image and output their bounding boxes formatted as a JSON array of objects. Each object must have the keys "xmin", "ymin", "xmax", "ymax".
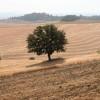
[{"xmin": 48, "ymin": 53, "xmax": 51, "ymax": 61}]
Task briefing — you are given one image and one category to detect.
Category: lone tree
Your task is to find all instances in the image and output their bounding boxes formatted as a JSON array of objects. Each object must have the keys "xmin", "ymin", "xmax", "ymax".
[{"xmin": 27, "ymin": 24, "xmax": 68, "ymax": 61}]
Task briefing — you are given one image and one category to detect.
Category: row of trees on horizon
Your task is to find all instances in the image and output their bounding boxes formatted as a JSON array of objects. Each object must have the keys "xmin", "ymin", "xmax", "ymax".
[{"xmin": 6, "ymin": 13, "xmax": 100, "ymax": 22}]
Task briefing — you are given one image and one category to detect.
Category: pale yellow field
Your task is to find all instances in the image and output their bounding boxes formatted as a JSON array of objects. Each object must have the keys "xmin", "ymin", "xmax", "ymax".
[
  {"xmin": 1, "ymin": 23, "xmax": 100, "ymax": 59},
  {"xmin": 0, "ymin": 23, "xmax": 100, "ymax": 75},
  {"xmin": 0, "ymin": 23, "xmax": 100, "ymax": 100}
]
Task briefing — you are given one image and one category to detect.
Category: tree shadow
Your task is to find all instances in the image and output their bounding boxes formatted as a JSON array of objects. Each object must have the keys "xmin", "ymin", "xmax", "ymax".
[{"xmin": 26, "ymin": 58, "xmax": 65, "ymax": 68}]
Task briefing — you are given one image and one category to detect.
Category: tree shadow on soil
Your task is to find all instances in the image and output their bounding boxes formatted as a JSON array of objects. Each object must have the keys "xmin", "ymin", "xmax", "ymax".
[{"xmin": 26, "ymin": 58, "xmax": 65, "ymax": 68}]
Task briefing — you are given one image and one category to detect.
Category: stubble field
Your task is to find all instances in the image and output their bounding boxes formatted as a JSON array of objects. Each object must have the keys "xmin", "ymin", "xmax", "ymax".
[{"xmin": 0, "ymin": 22, "xmax": 100, "ymax": 99}]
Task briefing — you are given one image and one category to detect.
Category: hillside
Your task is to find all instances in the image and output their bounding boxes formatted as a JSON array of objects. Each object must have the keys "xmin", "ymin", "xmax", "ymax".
[
  {"xmin": 0, "ymin": 23, "xmax": 100, "ymax": 75},
  {"xmin": 2, "ymin": 13, "xmax": 100, "ymax": 23},
  {"xmin": 62, "ymin": 15, "xmax": 100, "ymax": 22},
  {"xmin": 1, "ymin": 23, "xmax": 100, "ymax": 60},
  {"xmin": 0, "ymin": 22, "xmax": 100, "ymax": 100},
  {"xmin": 0, "ymin": 60, "xmax": 100, "ymax": 100},
  {"xmin": 7, "ymin": 13, "xmax": 62, "ymax": 22}
]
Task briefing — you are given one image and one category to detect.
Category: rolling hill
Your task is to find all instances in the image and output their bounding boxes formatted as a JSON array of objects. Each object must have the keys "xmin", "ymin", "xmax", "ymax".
[
  {"xmin": 6, "ymin": 13, "xmax": 62, "ymax": 23},
  {"xmin": 2, "ymin": 13, "xmax": 100, "ymax": 23},
  {"xmin": 0, "ymin": 22, "xmax": 100, "ymax": 99},
  {"xmin": 0, "ymin": 22, "xmax": 100, "ymax": 75},
  {"xmin": 1, "ymin": 23, "xmax": 100, "ymax": 59}
]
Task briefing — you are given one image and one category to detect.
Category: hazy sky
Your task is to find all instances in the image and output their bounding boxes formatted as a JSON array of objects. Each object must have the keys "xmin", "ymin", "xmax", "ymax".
[{"xmin": 0, "ymin": 0, "xmax": 100, "ymax": 18}]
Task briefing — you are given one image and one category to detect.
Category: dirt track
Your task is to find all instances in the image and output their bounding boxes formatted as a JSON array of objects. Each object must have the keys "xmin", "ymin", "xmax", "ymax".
[
  {"xmin": 0, "ymin": 53, "xmax": 100, "ymax": 76},
  {"xmin": 0, "ymin": 60, "xmax": 100, "ymax": 100}
]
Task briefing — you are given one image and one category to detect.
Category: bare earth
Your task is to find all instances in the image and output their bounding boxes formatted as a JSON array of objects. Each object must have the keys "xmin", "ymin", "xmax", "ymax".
[
  {"xmin": 0, "ymin": 60, "xmax": 100, "ymax": 100},
  {"xmin": 0, "ymin": 23, "xmax": 100, "ymax": 99}
]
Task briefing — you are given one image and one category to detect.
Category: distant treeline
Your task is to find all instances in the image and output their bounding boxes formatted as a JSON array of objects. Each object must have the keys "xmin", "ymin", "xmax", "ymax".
[
  {"xmin": 5, "ymin": 13, "xmax": 100, "ymax": 22},
  {"xmin": 62, "ymin": 15, "xmax": 80, "ymax": 21},
  {"xmin": 9, "ymin": 13, "xmax": 62, "ymax": 22},
  {"xmin": 62, "ymin": 15, "xmax": 100, "ymax": 21}
]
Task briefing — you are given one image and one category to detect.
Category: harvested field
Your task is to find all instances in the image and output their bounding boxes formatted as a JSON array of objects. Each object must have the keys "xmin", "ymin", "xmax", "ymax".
[
  {"xmin": 0, "ymin": 23, "xmax": 100, "ymax": 75},
  {"xmin": 1, "ymin": 23, "xmax": 100, "ymax": 60},
  {"xmin": 0, "ymin": 23, "xmax": 100, "ymax": 99}
]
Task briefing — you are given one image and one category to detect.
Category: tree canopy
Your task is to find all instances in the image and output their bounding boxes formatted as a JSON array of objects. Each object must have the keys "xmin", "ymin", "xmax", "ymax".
[{"xmin": 27, "ymin": 24, "xmax": 68, "ymax": 61}]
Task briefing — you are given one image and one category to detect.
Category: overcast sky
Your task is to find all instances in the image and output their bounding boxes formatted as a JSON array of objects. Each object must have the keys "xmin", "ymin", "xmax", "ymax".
[{"xmin": 0, "ymin": 0, "xmax": 100, "ymax": 18}]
